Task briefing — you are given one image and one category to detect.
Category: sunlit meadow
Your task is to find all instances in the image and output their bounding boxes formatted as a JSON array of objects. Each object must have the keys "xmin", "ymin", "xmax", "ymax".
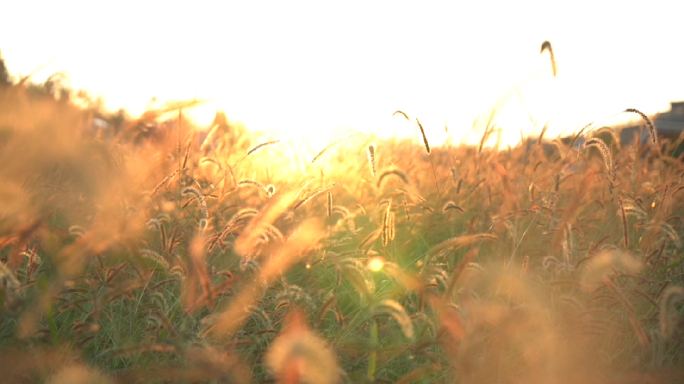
[{"xmin": 1, "ymin": 42, "xmax": 684, "ymax": 384}]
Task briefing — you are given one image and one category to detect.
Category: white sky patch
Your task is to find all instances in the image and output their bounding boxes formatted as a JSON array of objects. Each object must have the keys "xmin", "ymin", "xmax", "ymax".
[{"xmin": 1, "ymin": 0, "xmax": 682, "ymax": 147}]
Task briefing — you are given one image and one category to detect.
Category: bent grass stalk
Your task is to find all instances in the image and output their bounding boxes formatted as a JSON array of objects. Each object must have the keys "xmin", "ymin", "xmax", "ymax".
[
  {"xmin": 182, "ymin": 187, "xmax": 208, "ymax": 218},
  {"xmin": 293, "ymin": 182, "xmax": 338, "ymax": 210},
  {"xmin": 311, "ymin": 132, "xmax": 362, "ymax": 164},
  {"xmin": 234, "ymin": 140, "xmax": 281, "ymax": 167},
  {"xmin": 584, "ymin": 137, "xmax": 614, "ymax": 181},
  {"xmin": 624, "ymin": 108, "xmax": 658, "ymax": 148},
  {"xmin": 540, "ymin": 40, "xmax": 557, "ymax": 77}
]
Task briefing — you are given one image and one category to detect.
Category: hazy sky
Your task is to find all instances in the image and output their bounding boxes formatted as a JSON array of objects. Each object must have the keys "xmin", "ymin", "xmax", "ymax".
[{"xmin": 1, "ymin": 1, "xmax": 682, "ymax": 146}]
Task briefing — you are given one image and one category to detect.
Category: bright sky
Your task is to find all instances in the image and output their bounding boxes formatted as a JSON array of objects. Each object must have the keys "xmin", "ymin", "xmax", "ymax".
[{"xmin": 1, "ymin": 1, "xmax": 683, "ymax": 147}]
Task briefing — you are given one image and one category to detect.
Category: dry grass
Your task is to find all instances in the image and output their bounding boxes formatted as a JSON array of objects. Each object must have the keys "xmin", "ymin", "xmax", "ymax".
[
  {"xmin": 1, "ymin": 52, "xmax": 684, "ymax": 384},
  {"xmin": 541, "ymin": 40, "xmax": 557, "ymax": 77}
]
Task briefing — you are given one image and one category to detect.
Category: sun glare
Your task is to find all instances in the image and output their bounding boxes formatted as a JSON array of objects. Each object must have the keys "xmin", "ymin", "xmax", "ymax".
[
  {"xmin": 367, "ymin": 256, "xmax": 386, "ymax": 272},
  {"xmin": 1, "ymin": 2, "xmax": 680, "ymax": 152},
  {"xmin": 130, "ymin": 50, "xmax": 657, "ymax": 157},
  {"xmin": 168, "ymin": 42, "xmax": 644, "ymax": 153}
]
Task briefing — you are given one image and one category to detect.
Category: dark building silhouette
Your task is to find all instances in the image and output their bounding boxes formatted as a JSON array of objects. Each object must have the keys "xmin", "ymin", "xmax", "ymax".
[
  {"xmin": 655, "ymin": 101, "xmax": 684, "ymax": 140},
  {"xmin": 616, "ymin": 102, "xmax": 684, "ymax": 148}
]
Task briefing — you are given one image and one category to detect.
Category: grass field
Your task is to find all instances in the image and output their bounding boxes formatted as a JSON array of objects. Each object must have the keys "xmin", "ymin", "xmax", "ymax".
[{"xmin": 1, "ymin": 79, "xmax": 683, "ymax": 384}]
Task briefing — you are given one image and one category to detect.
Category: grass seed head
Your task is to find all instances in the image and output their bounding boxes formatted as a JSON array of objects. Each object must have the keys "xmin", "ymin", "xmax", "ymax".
[
  {"xmin": 584, "ymin": 137, "xmax": 614, "ymax": 181},
  {"xmin": 625, "ymin": 108, "xmax": 658, "ymax": 148},
  {"xmin": 660, "ymin": 286, "xmax": 684, "ymax": 340},
  {"xmin": 367, "ymin": 143, "xmax": 376, "ymax": 177},
  {"xmin": 416, "ymin": 118, "xmax": 431, "ymax": 154},
  {"xmin": 393, "ymin": 110, "xmax": 410, "ymax": 120},
  {"xmin": 327, "ymin": 192, "xmax": 332, "ymax": 217},
  {"xmin": 540, "ymin": 40, "xmax": 557, "ymax": 77},
  {"xmin": 266, "ymin": 184, "xmax": 276, "ymax": 197}
]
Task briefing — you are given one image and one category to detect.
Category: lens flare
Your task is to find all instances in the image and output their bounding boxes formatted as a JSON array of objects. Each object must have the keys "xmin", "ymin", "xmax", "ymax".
[{"xmin": 367, "ymin": 256, "xmax": 386, "ymax": 272}]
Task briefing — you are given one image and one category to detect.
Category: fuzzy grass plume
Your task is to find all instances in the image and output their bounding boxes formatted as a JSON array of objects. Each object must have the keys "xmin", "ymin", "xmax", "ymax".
[
  {"xmin": 367, "ymin": 143, "xmax": 377, "ymax": 177},
  {"xmin": 660, "ymin": 286, "xmax": 684, "ymax": 340},
  {"xmin": 540, "ymin": 40, "xmax": 557, "ymax": 77},
  {"xmin": 625, "ymin": 108, "xmax": 658, "ymax": 147},
  {"xmin": 584, "ymin": 137, "xmax": 614, "ymax": 181},
  {"xmin": 416, "ymin": 118, "xmax": 431, "ymax": 154}
]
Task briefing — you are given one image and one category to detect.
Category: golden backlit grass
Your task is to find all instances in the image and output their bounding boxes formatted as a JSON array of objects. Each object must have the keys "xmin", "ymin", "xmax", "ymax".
[{"xmin": 0, "ymin": 80, "xmax": 684, "ymax": 384}]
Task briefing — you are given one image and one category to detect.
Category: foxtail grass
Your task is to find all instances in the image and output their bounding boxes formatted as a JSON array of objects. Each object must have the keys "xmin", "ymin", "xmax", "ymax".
[
  {"xmin": 293, "ymin": 182, "xmax": 339, "ymax": 210},
  {"xmin": 625, "ymin": 108, "xmax": 658, "ymax": 147},
  {"xmin": 367, "ymin": 143, "xmax": 376, "ymax": 177},
  {"xmin": 540, "ymin": 40, "xmax": 557, "ymax": 77},
  {"xmin": 660, "ymin": 286, "xmax": 684, "ymax": 340},
  {"xmin": 311, "ymin": 132, "xmax": 362, "ymax": 164},
  {"xmin": 416, "ymin": 118, "xmax": 430, "ymax": 154}
]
